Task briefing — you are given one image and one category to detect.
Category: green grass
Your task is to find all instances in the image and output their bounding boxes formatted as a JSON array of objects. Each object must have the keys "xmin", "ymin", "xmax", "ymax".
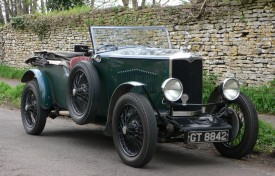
[
  {"xmin": 0, "ymin": 65, "xmax": 27, "ymax": 80},
  {"xmin": 0, "ymin": 82, "xmax": 24, "ymax": 108},
  {"xmin": 254, "ymin": 120, "xmax": 275, "ymax": 153},
  {"xmin": 242, "ymin": 84, "xmax": 275, "ymax": 115},
  {"xmin": 203, "ymin": 72, "xmax": 218, "ymax": 103},
  {"xmin": 0, "ymin": 65, "xmax": 26, "ymax": 107},
  {"xmin": 37, "ymin": 5, "xmax": 91, "ymax": 18}
]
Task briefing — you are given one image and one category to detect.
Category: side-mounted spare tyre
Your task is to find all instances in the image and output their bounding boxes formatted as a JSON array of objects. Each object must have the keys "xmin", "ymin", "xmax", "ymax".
[{"xmin": 67, "ymin": 61, "xmax": 100, "ymax": 125}]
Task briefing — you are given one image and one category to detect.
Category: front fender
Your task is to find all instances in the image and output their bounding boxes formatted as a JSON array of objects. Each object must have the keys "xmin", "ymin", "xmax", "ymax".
[
  {"xmin": 21, "ymin": 69, "xmax": 52, "ymax": 109},
  {"xmin": 103, "ymin": 81, "xmax": 145, "ymax": 136}
]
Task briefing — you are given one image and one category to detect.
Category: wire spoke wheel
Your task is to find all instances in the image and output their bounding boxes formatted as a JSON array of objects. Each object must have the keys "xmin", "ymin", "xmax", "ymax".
[
  {"xmin": 67, "ymin": 61, "xmax": 100, "ymax": 125},
  {"xmin": 71, "ymin": 70, "xmax": 89, "ymax": 115},
  {"xmin": 213, "ymin": 93, "xmax": 259, "ymax": 159},
  {"xmin": 21, "ymin": 80, "xmax": 48, "ymax": 135},
  {"xmin": 112, "ymin": 93, "xmax": 157, "ymax": 167},
  {"xmin": 224, "ymin": 104, "xmax": 244, "ymax": 148},
  {"xmin": 24, "ymin": 89, "xmax": 38, "ymax": 128},
  {"xmin": 118, "ymin": 105, "xmax": 144, "ymax": 157}
]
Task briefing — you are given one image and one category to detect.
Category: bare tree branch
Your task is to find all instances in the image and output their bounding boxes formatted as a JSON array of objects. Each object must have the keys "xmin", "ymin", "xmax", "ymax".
[{"xmin": 196, "ymin": 0, "xmax": 208, "ymax": 19}]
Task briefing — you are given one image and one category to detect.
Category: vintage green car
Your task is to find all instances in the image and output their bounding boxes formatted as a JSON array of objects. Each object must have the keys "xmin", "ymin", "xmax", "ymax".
[{"xmin": 21, "ymin": 26, "xmax": 258, "ymax": 167}]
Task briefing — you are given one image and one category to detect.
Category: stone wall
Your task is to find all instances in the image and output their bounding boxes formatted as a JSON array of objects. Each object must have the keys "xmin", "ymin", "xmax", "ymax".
[
  {"xmin": 0, "ymin": 0, "xmax": 274, "ymax": 86},
  {"xmin": 0, "ymin": 28, "xmax": 4, "ymax": 64}
]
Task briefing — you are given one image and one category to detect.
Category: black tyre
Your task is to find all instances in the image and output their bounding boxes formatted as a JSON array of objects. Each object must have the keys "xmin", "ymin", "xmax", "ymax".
[
  {"xmin": 21, "ymin": 80, "xmax": 48, "ymax": 135},
  {"xmin": 67, "ymin": 61, "xmax": 100, "ymax": 125},
  {"xmin": 214, "ymin": 92, "xmax": 259, "ymax": 158},
  {"xmin": 112, "ymin": 93, "xmax": 157, "ymax": 167}
]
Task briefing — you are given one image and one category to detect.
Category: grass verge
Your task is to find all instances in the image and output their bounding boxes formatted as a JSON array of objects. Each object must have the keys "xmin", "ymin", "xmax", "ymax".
[
  {"xmin": 0, "ymin": 65, "xmax": 27, "ymax": 79},
  {"xmin": 242, "ymin": 84, "xmax": 275, "ymax": 115},
  {"xmin": 255, "ymin": 120, "xmax": 275, "ymax": 153},
  {"xmin": 0, "ymin": 82, "xmax": 24, "ymax": 108}
]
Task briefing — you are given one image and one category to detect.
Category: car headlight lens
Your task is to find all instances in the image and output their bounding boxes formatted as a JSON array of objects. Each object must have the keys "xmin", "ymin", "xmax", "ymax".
[
  {"xmin": 221, "ymin": 78, "xmax": 240, "ymax": 101},
  {"xmin": 161, "ymin": 78, "xmax": 183, "ymax": 102}
]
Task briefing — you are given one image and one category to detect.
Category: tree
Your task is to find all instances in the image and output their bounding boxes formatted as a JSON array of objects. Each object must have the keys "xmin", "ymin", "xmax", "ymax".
[
  {"xmin": 41, "ymin": 0, "xmax": 46, "ymax": 13},
  {"xmin": 3, "ymin": 0, "xmax": 11, "ymax": 22},
  {"xmin": 0, "ymin": 3, "xmax": 5, "ymax": 24},
  {"xmin": 16, "ymin": 0, "xmax": 23, "ymax": 15},
  {"xmin": 121, "ymin": 0, "xmax": 129, "ymax": 7},
  {"xmin": 46, "ymin": 0, "xmax": 87, "ymax": 11},
  {"xmin": 132, "ymin": 0, "xmax": 138, "ymax": 9},
  {"xmin": 141, "ymin": 0, "xmax": 146, "ymax": 7},
  {"xmin": 31, "ymin": 0, "xmax": 37, "ymax": 13},
  {"xmin": 23, "ymin": 0, "xmax": 30, "ymax": 14},
  {"xmin": 90, "ymin": 0, "xmax": 95, "ymax": 8}
]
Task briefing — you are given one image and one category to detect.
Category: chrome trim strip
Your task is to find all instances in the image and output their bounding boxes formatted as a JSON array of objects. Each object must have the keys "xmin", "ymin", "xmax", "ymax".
[
  {"xmin": 108, "ymin": 55, "xmax": 170, "ymax": 59},
  {"xmin": 172, "ymin": 110, "xmax": 202, "ymax": 117}
]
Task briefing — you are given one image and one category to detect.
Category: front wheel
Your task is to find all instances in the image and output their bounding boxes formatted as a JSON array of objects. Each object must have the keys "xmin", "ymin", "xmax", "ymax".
[
  {"xmin": 21, "ymin": 80, "xmax": 48, "ymax": 135},
  {"xmin": 112, "ymin": 93, "xmax": 157, "ymax": 167},
  {"xmin": 214, "ymin": 92, "xmax": 259, "ymax": 158}
]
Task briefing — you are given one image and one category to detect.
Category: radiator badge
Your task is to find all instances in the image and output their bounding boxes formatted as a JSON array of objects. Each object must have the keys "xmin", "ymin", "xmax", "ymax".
[{"xmin": 181, "ymin": 94, "xmax": 189, "ymax": 104}]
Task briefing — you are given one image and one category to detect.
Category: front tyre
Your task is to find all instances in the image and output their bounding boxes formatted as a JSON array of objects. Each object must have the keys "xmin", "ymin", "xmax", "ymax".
[
  {"xmin": 112, "ymin": 93, "xmax": 157, "ymax": 167},
  {"xmin": 21, "ymin": 80, "xmax": 48, "ymax": 135},
  {"xmin": 214, "ymin": 93, "xmax": 259, "ymax": 158}
]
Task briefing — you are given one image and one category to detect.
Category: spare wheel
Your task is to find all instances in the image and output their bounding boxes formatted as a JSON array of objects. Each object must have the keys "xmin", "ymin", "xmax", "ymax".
[{"xmin": 67, "ymin": 61, "xmax": 100, "ymax": 125}]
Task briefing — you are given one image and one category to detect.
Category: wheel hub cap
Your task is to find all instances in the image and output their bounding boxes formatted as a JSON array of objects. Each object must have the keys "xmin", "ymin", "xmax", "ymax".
[
  {"xmin": 72, "ymin": 88, "xmax": 77, "ymax": 96},
  {"xmin": 122, "ymin": 126, "xmax": 127, "ymax": 135},
  {"xmin": 25, "ymin": 105, "xmax": 29, "ymax": 111}
]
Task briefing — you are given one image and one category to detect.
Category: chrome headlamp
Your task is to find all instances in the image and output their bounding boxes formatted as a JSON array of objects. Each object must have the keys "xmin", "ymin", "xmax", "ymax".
[
  {"xmin": 161, "ymin": 78, "xmax": 183, "ymax": 102},
  {"xmin": 220, "ymin": 78, "xmax": 240, "ymax": 101}
]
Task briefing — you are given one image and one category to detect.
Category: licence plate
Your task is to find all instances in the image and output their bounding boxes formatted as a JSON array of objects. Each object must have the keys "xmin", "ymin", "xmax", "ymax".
[{"xmin": 187, "ymin": 130, "xmax": 229, "ymax": 143}]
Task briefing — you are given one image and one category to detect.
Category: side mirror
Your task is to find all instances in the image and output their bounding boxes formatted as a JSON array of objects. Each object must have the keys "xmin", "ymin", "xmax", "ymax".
[{"xmin": 74, "ymin": 45, "xmax": 89, "ymax": 52}]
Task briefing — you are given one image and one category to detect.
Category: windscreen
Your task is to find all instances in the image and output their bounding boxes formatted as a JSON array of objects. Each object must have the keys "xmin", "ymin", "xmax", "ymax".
[{"xmin": 90, "ymin": 26, "xmax": 171, "ymax": 52}]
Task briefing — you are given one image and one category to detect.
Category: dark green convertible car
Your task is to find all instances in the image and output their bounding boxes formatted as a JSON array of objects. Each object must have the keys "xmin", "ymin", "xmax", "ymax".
[{"xmin": 21, "ymin": 26, "xmax": 258, "ymax": 167}]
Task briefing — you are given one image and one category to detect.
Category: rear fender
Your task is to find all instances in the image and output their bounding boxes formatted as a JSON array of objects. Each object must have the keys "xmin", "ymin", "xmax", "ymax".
[
  {"xmin": 103, "ymin": 81, "xmax": 145, "ymax": 136},
  {"xmin": 21, "ymin": 69, "xmax": 52, "ymax": 109}
]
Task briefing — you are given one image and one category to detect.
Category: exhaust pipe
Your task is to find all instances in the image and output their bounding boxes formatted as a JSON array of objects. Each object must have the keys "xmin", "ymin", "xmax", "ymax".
[
  {"xmin": 50, "ymin": 110, "xmax": 70, "ymax": 117},
  {"xmin": 59, "ymin": 111, "xmax": 70, "ymax": 116}
]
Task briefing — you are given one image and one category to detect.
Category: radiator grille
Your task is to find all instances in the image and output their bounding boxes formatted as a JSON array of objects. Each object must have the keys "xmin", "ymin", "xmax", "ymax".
[
  {"xmin": 118, "ymin": 69, "xmax": 157, "ymax": 93},
  {"xmin": 172, "ymin": 59, "xmax": 203, "ymax": 111}
]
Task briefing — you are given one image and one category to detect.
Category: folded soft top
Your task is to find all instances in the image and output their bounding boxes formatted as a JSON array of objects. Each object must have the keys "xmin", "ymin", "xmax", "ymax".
[{"xmin": 34, "ymin": 51, "xmax": 86, "ymax": 60}]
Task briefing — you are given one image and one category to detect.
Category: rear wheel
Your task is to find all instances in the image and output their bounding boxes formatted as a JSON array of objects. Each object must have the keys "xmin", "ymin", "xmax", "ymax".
[
  {"xmin": 214, "ymin": 93, "xmax": 259, "ymax": 158},
  {"xmin": 21, "ymin": 80, "xmax": 48, "ymax": 135},
  {"xmin": 112, "ymin": 93, "xmax": 157, "ymax": 167}
]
